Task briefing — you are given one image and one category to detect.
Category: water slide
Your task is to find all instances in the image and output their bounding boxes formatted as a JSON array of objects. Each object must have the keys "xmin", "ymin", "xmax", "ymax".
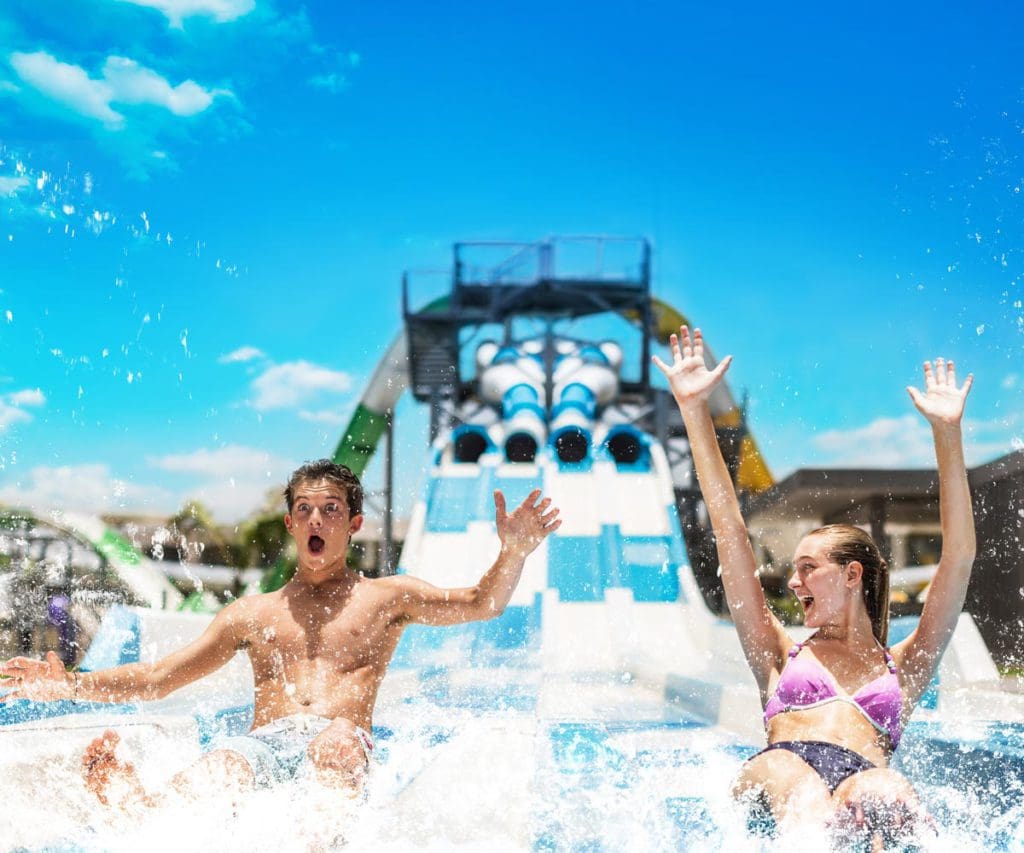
[
  {"xmin": 327, "ymin": 294, "xmax": 773, "ymax": 491},
  {"xmin": 0, "ymin": 512, "xmax": 181, "ymax": 612}
]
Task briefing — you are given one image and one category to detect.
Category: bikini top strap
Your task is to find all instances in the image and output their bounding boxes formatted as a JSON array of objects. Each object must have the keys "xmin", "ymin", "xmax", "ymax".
[
  {"xmin": 882, "ymin": 645, "xmax": 898, "ymax": 674},
  {"xmin": 789, "ymin": 630, "xmax": 821, "ymax": 658},
  {"xmin": 787, "ymin": 639, "xmax": 807, "ymax": 659}
]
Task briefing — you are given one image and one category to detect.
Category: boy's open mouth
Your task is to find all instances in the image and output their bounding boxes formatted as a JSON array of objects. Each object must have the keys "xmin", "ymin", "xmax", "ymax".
[
  {"xmin": 800, "ymin": 595, "xmax": 814, "ymax": 612},
  {"xmin": 308, "ymin": 535, "xmax": 325, "ymax": 554}
]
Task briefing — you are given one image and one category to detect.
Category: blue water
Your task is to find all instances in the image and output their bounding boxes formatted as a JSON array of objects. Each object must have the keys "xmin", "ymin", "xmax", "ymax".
[{"xmin": 4, "ymin": 668, "xmax": 1024, "ymax": 850}]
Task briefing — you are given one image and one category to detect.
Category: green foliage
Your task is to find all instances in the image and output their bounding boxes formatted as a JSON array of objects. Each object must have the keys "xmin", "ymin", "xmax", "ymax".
[
  {"xmin": 239, "ymin": 514, "xmax": 289, "ymax": 568},
  {"xmin": 171, "ymin": 499, "xmax": 220, "ymax": 534},
  {"xmin": 158, "ymin": 492, "xmax": 293, "ymax": 577},
  {"xmin": 767, "ymin": 592, "xmax": 803, "ymax": 626},
  {"xmin": 170, "ymin": 499, "xmax": 235, "ymax": 566}
]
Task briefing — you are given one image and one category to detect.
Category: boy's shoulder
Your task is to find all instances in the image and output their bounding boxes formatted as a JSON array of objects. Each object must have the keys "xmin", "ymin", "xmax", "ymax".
[
  {"xmin": 358, "ymin": 573, "xmax": 427, "ymax": 604},
  {"xmin": 365, "ymin": 573, "xmax": 417, "ymax": 592},
  {"xmin": 222, "ymin": 588, "xmax": 282, "ymax": 620}
]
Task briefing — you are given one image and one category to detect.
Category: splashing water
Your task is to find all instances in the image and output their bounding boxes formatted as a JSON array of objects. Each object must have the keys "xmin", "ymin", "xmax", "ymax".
[{"xmin": 3, "ymin": 629, "xmax": 1023, "ymax": 852}]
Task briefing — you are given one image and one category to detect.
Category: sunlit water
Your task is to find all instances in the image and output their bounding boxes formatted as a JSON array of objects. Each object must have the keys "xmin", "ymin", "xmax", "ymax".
[{"xmin": 3, "ymin": 633, "xmax": 1023, "ymax": 852}]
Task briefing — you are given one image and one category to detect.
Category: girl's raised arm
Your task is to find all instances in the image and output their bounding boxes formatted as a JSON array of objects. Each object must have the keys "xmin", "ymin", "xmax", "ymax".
[
  {"xmin": 896, "ymin": 359, "xmax": 976, "ymax": 704},
  {"xmin": 653, "ymin": 327, "xmax": 787, "ymax": 691}
]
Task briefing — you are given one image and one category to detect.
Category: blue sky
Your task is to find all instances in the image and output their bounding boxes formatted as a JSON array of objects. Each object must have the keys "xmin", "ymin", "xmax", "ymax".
[{"xmin": 1, "ymin": 0, "xmax": 1022, "ymax": 523}]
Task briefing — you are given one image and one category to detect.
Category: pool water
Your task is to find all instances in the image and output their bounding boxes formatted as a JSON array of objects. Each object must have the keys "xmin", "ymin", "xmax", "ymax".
[{"xmin": 3, "ymin": 633, "xmax": 1023, "ymax": 852}]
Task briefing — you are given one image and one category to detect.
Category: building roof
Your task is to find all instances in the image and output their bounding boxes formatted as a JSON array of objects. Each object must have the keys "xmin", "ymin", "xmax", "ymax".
[
  {"xmin": 746, "ymin": 449, "xmax": 1024, "ymax": 526},
  {"xmin": 968, "ymin": 448, "xmax": 1024, "ymax": 487},
  {"xmin": 747, "ymin": 468, "xmax": 939, "ymax": 525}
]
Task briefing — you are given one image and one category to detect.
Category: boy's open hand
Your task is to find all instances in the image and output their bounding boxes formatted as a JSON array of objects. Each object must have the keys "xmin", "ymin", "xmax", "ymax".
[
  {"xmin": 494, "ymin": 489, "xmax": 560, "ymax": 558},
  {"xmin": 651, "ymin": 326, "xmax": 731, "ymax": 413},
  {"xmin": 0, "ymin": 651, "xmax": 72, "ymax": 702}
]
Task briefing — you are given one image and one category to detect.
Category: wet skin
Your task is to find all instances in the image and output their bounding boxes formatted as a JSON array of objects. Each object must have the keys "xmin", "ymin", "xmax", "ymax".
[
  {"xmin": 761, "ymin": 533, "xmax": 900, "ymax": 768},
  {"xmin": 235, "ymin": 569, "xmax": 407, "ymax": 731}
]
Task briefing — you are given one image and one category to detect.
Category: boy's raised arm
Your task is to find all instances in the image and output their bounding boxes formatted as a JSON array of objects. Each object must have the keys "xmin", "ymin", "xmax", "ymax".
[{"xmin": 394, "ymin": 488, "xmax": 560, "ymax": 626}]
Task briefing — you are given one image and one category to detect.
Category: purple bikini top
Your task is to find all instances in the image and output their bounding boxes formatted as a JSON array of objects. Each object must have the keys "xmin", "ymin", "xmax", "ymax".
[{"xmin": 763, "ymin": 638, "xmax": 903, "ymax": 748}]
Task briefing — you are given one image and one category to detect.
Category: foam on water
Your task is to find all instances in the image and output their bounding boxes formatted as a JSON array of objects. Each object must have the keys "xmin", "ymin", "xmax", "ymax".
[{"xmin": 4, "ymin": 644, "xmax": 1023, "ymax": 853}]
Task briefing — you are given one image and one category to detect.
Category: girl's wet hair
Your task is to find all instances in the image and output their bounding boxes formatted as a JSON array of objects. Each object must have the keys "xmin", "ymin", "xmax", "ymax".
[
  {"xmin": 284, "ymin": 459, "xmax": 363, "ymax": 516},
  {"xmin": 807, "ymin": 524, "xmax": 890, "ymax": 644}
]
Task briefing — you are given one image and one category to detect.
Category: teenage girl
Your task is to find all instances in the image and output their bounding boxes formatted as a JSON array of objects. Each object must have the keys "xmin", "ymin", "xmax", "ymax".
[{"xmin": 653, "ymin": 327, "xmax": 975, "ymax": 841}]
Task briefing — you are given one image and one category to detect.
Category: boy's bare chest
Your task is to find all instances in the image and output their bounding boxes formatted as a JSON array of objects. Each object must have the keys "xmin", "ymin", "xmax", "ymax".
[{"xmin": 246, "ymin": 602, "xmax": 392, "ymax": 666}]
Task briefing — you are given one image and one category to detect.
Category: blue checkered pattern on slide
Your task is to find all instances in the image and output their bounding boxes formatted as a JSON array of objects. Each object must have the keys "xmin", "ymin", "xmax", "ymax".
[
  {"xmin": 545, "ymin": 527, "xmax": 680, "ymax": 602},
  {"xmin": 390, "ymin": 592, "xmax": 544, "ymax": 669},
  {"xmin": 424, "ymin": 470, "xmax": 544, "ymax": 532}
]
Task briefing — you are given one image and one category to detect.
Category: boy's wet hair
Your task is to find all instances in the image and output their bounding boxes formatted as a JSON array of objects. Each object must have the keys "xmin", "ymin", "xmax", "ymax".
[{"xmin": 284, "ymin": 459, "xmax": 363, "ymax": 517}]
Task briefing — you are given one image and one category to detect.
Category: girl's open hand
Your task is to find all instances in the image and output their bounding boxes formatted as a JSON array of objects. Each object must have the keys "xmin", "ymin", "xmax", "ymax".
[
  {"xmin": 651, "ymin": 326, "xmax": 731, "ymax": 413},
  {"xmin": 907, "ymin": 359, "xmax": 972, "ymax": 427}
]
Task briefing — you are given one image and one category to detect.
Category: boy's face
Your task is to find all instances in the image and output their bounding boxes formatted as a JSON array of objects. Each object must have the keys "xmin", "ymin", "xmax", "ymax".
[{"xmin": 284, "ymin": 478, "xmax": 363, "ymax": 571}]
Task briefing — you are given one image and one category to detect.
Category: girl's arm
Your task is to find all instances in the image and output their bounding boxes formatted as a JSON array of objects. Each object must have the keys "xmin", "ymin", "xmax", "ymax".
[
  {"xmin": 653, "ymin": 327, "xmax": 787, "ymax": 690},
  {"xmin": 895, "ymin": 359, "xmax": 976, "ymax": 704}
]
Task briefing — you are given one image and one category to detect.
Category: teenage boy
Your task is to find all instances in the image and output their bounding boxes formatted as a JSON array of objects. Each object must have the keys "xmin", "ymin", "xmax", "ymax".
[{"xmin": 1, "ymin": 459, "xmax": 560, "ymax": 808}]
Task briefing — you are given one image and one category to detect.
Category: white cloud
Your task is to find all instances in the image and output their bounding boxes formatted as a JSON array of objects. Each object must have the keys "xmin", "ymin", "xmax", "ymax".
[
  {"xmin": 0, "ymin": 463, "xmax": 173, "ymax": 515},
  {"xmin": 308, "ymin": 72, "xmax": 348, "ymax": 94},
  {"xmin": 150, "ymin": 445, "xmax": 291, "ymax": 477},
  {"xmin": 9, "ymin": 51, "xmax": 230, "ymax": 129},
  {"xmin": 307, "ymin": 51, "xmax": 361, "ymax": 95},
  {"xmin": 114, "ymin": 0, "xmax": 256, "ymax": 28},
  {"xmin": 0, "ymin": 402, "xmax": 32, "ymax": 430},
  {"xmin": 0, "ymin": 388, "xmax": 47, "ymax": 430},
  {"xmin": 7, "ymin": 388, "xmax": 45, "ymax": 407},
  {"xmin": 0, "ymin": 449, "xmax": 297, "ymax": 523},
  {"xmin": 299, "ymin": 409, "xmax": 347, "ymax": 425},
  {"xmin": 10, "ymin": 51, "xmax": 123, "ymax": 126},
  {"xmin": 0, "ymin": 176, "xmax": 29, "ymax": 196},
  {"xmin": 175, "ymin": 478, "xmax": 280, "ymax": 523},
  {"xmin": 250, "ymin": 360, "xmax": 352, "ymax": 411},
  {"xmin": 218, "ymin": 345, "xmax": 264, "ymax": 364},
  {"xmin": 813, "ymin": 412, "xmax": 1022, "ymax": 468},
  {"xmin": 813, "ymin": 414, "xmax": 934, "ymax": 468},
  {"xmin": 103, "ymin": 56, "xmax": 228, "ymax": 115},
  {"xmin": 148, "ymin": 445, "xmax": 294, "ymax": 521}
]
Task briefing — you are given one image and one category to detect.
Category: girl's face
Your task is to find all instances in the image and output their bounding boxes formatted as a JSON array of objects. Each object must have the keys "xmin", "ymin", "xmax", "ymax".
[{"xmin": 788, "ymin": 533, "xmax": 852, "ymax": 627}]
